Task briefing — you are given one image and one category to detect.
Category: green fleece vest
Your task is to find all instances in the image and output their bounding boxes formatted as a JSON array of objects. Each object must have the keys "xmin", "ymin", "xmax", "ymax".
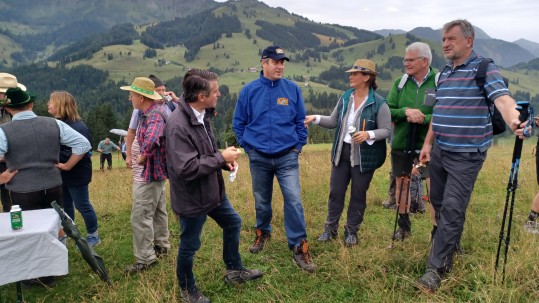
[{"xmin": 331, "ymin": 89, "xmax": 387, "ymax": 172}]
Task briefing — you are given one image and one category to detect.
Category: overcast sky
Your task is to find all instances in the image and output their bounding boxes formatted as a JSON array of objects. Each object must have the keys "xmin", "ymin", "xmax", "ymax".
[{"xmin": 216, "ymin": 0, "xmax": 539, "ymax": 43}]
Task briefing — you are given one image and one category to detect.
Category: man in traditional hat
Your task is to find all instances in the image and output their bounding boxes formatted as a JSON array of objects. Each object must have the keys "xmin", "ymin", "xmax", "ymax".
[
  {"xmin": 121, "ymin": 77, "xmax": 171, "ymax": 274},
  {"xmin": 232, "ymin": 46, "xmax": 316, "ymax": 273},
  {"xmin": 0, "ymin": 87, "xmax": 91, "ymax": 211},
  {"xmin": 0, "ymin": 73, "xmax": 26, "ymax": 212}
]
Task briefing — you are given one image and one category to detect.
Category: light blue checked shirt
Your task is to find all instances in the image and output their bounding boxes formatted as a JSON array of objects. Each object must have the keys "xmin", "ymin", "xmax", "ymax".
[{"xmin": 0, "ymin": 111, "xmax": 91, "ymax": 157}]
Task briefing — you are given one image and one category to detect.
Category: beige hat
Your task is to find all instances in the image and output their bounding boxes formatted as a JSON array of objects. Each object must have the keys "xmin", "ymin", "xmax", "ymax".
[
  {"xmin": 345, "ymin": 59, "xmax": 377, "ymax": 75},
  {"xmin": 120, "ymin": 77, "xmax": 162, "ymax": 100},
  {"xmin": 0, "ymin": 73, "xmax": 27, "ymax": 93}
]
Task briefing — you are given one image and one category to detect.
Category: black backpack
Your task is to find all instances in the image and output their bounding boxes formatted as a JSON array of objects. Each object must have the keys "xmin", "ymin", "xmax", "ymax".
[{"xmin": 475, "ymin": 58, "xmax": 508, "ymax": 135}]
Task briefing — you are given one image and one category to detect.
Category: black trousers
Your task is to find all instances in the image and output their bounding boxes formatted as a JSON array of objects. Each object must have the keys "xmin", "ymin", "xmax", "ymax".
[
  {"xmin": 8, "ymin": 185, "xmax": 63, "ymax": 211},
  {"xmin": 100, "ymin": 153, "xmax": 112, "ymax": 169}
]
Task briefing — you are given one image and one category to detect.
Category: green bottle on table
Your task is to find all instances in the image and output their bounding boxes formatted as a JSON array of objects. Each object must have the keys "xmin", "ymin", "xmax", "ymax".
[{"xmin": 10, "ymin": 205, "xmax": 23, "ymax": 230}]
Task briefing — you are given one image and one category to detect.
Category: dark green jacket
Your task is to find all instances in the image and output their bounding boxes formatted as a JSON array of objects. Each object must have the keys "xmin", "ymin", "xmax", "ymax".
[{"xmin": 387, "ymin": 68, "xmax": 437, "ymax": 151}]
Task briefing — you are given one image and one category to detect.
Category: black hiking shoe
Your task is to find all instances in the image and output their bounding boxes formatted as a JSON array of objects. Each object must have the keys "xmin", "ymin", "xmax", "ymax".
[
  {"xmin": 180, "ymin": 285, "xmax": 210, "ymax": 303},
  {"xmin": 249, "ymin": 228, "xmax": 271, "ymax": 253},
  {"xmin": 344, "ymin": 233, "xmax": 358, "ymax": 247},
  {"xmin": 224, "ymin": 267, "xmax": 264, "ymax": 285},
  {"xmin": 392, "ymin": 227, "xmax": 411, "ymax": 240},
  {"xmin": 415, "ymin": 268, "xmax": 443, "ymax": 293},
  {"xmin": 293, "ymin": 239, "xmax": 316, "ymax": 273},
  {"xmin": 124, "ymin": 260, "xmax": 157, "ymax": 275},
  {"xmin": 317, "ymin": 225, "xmax": 337, "ymax": 242}
]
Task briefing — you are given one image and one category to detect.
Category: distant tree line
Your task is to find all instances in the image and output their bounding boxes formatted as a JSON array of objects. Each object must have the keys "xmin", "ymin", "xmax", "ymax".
[
  {"xmin": 48, "ymin": 23, "xmax": 138, "ymax": 63},
  {"xmin": 142, "ymin": 11, "xmax": 242, "ymax": 61}
]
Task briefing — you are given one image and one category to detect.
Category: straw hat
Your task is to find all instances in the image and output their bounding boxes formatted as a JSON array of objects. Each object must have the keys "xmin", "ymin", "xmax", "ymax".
[
  {"xmin": 345, "ymin": 59, "xmax": 377, "ymax": 75},
  {"xmin": 0, "ymin": 73, "xmax": 26, "ymax": 93},
  {"xmin": 120, "ymin": 77, "xmax": 162, "ymax": 100}
]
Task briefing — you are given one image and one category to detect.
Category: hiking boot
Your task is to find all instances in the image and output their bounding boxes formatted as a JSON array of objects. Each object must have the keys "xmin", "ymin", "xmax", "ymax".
[
  {"xmin": 392, "ymin": 227, "xmax": 411, "ymax": 240},
  {"xmin": 393, "ymin": 215, "xmax": 411, "ymax": 240},
  {"xmin": 180, "ymin": 286, "xmax": 210, "ymax": 303},
  {"xmin": 224, "ymin": 267, "xmax": 264, "ymax": 285},
  {"xmin": 415, "ymin": 268, "xmax": 443, "ymax": 293},
  {"xmin": 317, "ymin": 225, "xmax": 337, "ymax": 242},
  {"xmin": 293, "ymin": 239, "xmax": 316, "ymax": 273},
  {"xmin": 410, "ymin": 199, "xmax": 426, "ymax": 214},
  {"xmin": 154, "ymin": 245, "xmax": 169, "ymax": 258},
  {"xmin": 124, "ymin": 260, "xmax": 157, "ymax": 275},
  {"xmin": 249, "ymin": 229, "xmax": 271, "ymax": 254},
  {"xmin": 87, "ymin": 235, "xmax": 101, "ymax": 248},
  {"xmin": 524, "ymin": 220, "xmax": 539, "ymax": 234},
  {"xmin": 344, "ymin": 233, "xmax": 358, "ymax": 247},
  {"xmin": 382, "ymin": 198, "xmax": 396, "ymax": 209}
]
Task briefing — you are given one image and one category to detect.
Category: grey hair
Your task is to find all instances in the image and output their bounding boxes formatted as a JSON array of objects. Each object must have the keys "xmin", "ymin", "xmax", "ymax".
[
  {"xmin": 405, "ymin": 42, "xmax": 432, "ymax": 65},
  {"xmin": 443, "ymin": 19, "xmax": 475, "ymax": 41}
]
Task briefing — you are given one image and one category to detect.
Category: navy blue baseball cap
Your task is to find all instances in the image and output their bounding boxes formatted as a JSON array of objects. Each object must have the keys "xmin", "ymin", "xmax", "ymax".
[{"xmin": 261, "ymin": 45, "xmax": 289, "ymax": 61}]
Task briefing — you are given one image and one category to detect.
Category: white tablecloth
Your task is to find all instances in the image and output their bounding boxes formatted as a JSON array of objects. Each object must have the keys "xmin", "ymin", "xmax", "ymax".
[{"xmin": 0, "ymin": 208, "xmax": 68, "ymax": 286}]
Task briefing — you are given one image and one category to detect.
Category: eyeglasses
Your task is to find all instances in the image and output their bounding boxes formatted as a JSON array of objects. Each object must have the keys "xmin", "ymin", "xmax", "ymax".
[{"xmin": 402, "ymin": 57, "xmax": 424, "ymax": 64}]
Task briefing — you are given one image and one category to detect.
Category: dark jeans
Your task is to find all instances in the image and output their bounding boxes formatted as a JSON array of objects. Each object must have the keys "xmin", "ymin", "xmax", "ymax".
[
  {"xmin": 100, "ymin": 153, "xmax": 112, "ymax": 169},
  {"xmin": 428, "ymin": 144, "xmax": 486, "ymax": 272},
  {"xmin": 9, "ymin": 185, "xmax": 63, "ymax": 210},
  {"xmin": 325, "ymin": 143, "xmax": 374, "ymax": 235},
  {"xmin": 63, "ymin": 185, "xmax": 99, "ymax": 234},
  {"xmin": 176, "ymin": 195, "xmax": 242, "ymax": 290}
]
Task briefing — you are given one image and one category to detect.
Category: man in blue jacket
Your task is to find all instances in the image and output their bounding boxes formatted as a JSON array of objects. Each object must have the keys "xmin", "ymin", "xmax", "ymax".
[{"xmin": 233, "ymin": 46, "xmax": 315, "ymax": 273}]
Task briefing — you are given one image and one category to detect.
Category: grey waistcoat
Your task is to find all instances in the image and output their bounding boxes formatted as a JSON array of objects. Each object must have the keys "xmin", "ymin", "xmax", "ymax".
[{"xmin": 0, "ymin": 117, "xmax": 61, "ymax": 192}]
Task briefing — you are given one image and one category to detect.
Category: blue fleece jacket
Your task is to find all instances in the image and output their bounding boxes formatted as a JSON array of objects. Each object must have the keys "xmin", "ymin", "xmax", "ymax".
[{"xmin": 233, "ymin": 73, "xmax": 307, "ymax": 155}]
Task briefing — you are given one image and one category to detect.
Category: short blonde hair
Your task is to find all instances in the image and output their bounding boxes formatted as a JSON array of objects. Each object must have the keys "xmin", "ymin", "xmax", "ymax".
[{"xmin": 49, "ymin": 91, "xmax": 81, "ymax": 121}]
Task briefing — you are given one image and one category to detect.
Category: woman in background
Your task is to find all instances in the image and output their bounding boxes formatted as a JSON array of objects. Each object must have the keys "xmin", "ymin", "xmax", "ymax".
[{"xmin": 48, "ymin": 91, "xmax": 100, "ymax": 247}]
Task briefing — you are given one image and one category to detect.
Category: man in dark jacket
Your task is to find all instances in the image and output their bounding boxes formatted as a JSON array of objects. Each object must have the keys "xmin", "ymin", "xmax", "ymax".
[{"xmin": 165, "ymin": 69, "xmax": 262, "ymax": 303}]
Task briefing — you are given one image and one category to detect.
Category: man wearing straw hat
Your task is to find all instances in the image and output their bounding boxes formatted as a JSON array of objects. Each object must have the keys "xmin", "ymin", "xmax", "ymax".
[
  {"xmin": 0, "ymin": 73, "xmax": 26, "ymax": 212},
  {"xmin": 121, "ymin": 77, "xmax": 170, "ymax": 274}
]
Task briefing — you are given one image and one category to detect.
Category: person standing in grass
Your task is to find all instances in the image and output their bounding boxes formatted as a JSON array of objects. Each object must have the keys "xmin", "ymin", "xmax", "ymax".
[
  {"xmin": 97, "ymin": 137, "xmax": 120, "ymax": 170},
  {"xmin": 525, "ymin": 117, "xmax": 539, "ymax": 234},
  {"xmin": 166, "ymin": 70, "xmax": 263, "ymax": 303},
  {"xmin": 304, "ymin": 59, "xmax": 391, "ymax": 247},
  {"xmin": 233, "ymin": 45, "xmax": 316, "ymax": 273},
  {"xmin": 386, "ymin": 42, "xmax": 437, "ymax": 241},
  {"xmin": 416, "ymin": 19, "xmax": 527, "ymax": 292},
  {"xmin": 0, "ymin": 73, "xmax": 25, "ymax": 212},
  {"xmin": 48, "ymin": 91, "xmax": 100, "ymax": 247},
  {"xmin": 120, "ymin": 77, "xmax": 170, "ymax": 274}
]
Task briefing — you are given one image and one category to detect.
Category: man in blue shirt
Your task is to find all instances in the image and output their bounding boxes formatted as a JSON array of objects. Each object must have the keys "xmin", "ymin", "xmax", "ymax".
[
  {"xmin": 233, "ymin": 46, "xmax": 315, "ymax": 273},
  {"xmin": 416, "ymin": 19, "xmax": 528, "ymax": 292}
]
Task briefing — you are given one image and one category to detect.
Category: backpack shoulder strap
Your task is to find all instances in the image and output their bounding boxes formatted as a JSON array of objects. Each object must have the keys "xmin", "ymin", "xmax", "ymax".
[
  {"xmin": 397, "ymin": 74, "xmax": 409, "ymax": 92},
  {"xmin": 434, "ymin": 72, "xmax": 440, "ymax": 88},
  {"xmin": 475, "ymin": 58, "xmax": 493, "ymax": 105}
]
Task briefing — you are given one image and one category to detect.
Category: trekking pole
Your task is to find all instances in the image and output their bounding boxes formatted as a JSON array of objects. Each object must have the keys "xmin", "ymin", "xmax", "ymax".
[
  {"xmin": 388, "ymin": 176, "xmax": 406, "ymax": 249},
  {"xmin": 494, "ymin": 101, "xmax": 533, "ymax": 283},
  {"xmin": 388, "ymin": 124, "xmax": 416, "ymax": 249}
]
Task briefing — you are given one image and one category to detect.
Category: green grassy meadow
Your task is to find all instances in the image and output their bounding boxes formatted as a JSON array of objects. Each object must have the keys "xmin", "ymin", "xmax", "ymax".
[{"xmin": 1, "ymin": 140, "xmax": 538, "ymax": 302}]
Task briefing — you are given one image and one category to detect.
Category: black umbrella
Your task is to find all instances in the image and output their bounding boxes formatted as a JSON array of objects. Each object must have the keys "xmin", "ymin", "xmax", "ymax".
[{"xmin": 51, "ymin": 201, "xmax": 112, "ymax": 285}]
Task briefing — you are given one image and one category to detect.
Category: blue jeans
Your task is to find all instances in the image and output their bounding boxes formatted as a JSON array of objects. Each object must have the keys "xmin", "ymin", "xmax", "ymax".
[
  {"xmin": 176, "ymin": 195, "xmax": 242, "ymax": 290},
  {"xmin": 247, "ymin": 149, "xmax": 307, "ymax": 249},
  {"xmin": 63, "ymin": 185, "xmax": 99, "ymax": 234}
]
